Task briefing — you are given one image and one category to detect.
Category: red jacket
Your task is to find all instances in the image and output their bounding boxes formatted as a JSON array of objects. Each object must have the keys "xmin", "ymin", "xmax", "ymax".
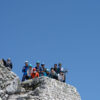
[{"xmin": 31, "ymin": 72, "xmax": 39, "ymax": 79}]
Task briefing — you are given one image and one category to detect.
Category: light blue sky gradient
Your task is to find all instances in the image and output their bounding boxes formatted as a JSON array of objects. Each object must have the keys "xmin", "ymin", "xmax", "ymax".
[{"xmin": 0, "ymin": 0, "xmax": 100, "ymax": 100}]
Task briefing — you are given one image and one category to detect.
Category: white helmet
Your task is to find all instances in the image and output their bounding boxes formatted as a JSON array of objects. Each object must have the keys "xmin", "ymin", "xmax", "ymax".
[{"xmin": 25, "ymin": 61, "xmax": 28, "ymax": 64}]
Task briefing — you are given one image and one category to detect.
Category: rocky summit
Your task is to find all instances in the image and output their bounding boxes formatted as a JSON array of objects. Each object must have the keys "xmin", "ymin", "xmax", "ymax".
[{"xmin": 0, "ymin": 60, "xmax": 81, "ymax": 100}]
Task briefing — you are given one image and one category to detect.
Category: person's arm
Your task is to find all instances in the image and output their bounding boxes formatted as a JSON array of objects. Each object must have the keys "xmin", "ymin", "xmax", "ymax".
[
  {"xmin": 40, "ymin": 67, "xmax": 42, "ymax": 72},
  {"xmin": 40, "ymin": 68, "xmax": 44, "ymax": 73},
  {"xmin": 37, "ymin": 73, "xmax": 39, "ymax": 77},
  {"xmin": 31, "ymin": 73, "xmax": 33, "ymax": 78},
  {"xmin": 22, "ymin": 66, "xmax": 25, "ymax": 72},
  {"xmin": 64, "ymin": 70, "xmax": 68, "ymax": 73}
]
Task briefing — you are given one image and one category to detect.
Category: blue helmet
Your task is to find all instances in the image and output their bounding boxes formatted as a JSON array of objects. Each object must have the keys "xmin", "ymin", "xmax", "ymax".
[
  {"xmin": 36, "ymin": 60, "xmax": 40, "ymax": 64},
  {"xmin": 41, "ymin": 62, "xmax": 45, "ymax": 65},
  {"xmin": 29, "ymin": 64, "xmax": 32, "ymax": 67},
  {"xmin": 46, "ymin": 69, "xmax": 50, "ymax": 72}
]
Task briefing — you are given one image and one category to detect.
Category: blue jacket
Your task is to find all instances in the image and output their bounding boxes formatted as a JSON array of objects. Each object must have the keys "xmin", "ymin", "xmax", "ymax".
[
  {"xmin": 22, "ymin": 66, "xmax": 29, "ymax": 75},
  {"xmin": 35, "ymin": 66, "xmax": 42, "ymax": 72}
]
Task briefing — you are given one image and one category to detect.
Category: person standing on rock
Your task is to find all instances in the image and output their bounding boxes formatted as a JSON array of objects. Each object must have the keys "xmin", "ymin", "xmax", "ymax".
[
  {"xmin": 35, "ymin": 61, "xmax": 42, "ymax": 76},
  {"xmin": 57, "ymin": 63, "xmax": 64, "ymax": 74},
  {"xmin": 31, "ymin": 68, "xmax": 39, "ymax": 79},
  {"xmin": 2, "ymin": 58, "xmax": 13, "ymax": 70},
  {"xmin": 58, "ymin": 63, "xmax": 68, "ymax": 82},
  {"xmin": 41, "ymin": 62, "xmax": 47, "ymax": 76},
  {"xmin": 27, "ymin": 64, "xmax": 33, "ymax": 79},
  {"xmin": 22, "ymin": 61, "xmax": 29, "ymax": 81},
  {"xmin": 54, "ymin": 64, "xmax": 59, "ymax": 74}
]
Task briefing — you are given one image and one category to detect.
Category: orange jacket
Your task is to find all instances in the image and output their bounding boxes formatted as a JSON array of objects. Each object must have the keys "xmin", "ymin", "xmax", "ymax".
[{"xmin": 31, "ymin": 72, "xmax": 39, "ymax": 79}]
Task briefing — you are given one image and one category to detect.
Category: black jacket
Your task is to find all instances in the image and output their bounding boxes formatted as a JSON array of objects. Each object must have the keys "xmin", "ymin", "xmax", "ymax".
[{"xmin": 2, "ymin": 59, "xmax": 13, "ymax": 69}]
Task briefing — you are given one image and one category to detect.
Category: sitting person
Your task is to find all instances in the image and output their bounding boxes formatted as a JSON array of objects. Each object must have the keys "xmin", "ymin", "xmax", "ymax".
[
  {"xmin": 58, "ymin": 71, "xmax": 65, "ymax": 82},
  {"xmin": 27, "ymin": 64, "xmax": 33, "ymax": 79},
  {"xmin": 22, "ymin": 61, "xmax": 29, "ymax": 81},
  {"xmin": 41, "ymin": 62, "xmax": 47, "ymax": 76},
  {"xmin": 35, "ymin": 61, "xmax": 42, "ymax": 76},
  {"xmin": 2, "ymin": 58, "xmax": 13, "ymax": 69},
  {"xmin": 46, "ymin": 69, "xmax": 50, "ymax": 77},
  {"xmin": 49, "ymin": 68, "xmax": 58, "ymax": 80},
  {"xmin": 31, "ymin": 68, "xmax": 39, "ymax": 79}
]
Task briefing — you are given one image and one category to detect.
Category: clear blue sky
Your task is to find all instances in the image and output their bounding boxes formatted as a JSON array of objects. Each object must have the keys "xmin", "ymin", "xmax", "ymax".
[{"xmin": 0, "ymin": 0, "xmax": 100, "ymax": 100}]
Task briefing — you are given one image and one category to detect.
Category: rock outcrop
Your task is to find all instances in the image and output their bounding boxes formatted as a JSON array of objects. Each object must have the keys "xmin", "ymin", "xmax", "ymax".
[{"xmin": 0, "ymin": 60, "xmax": 81, "ymax": 100}]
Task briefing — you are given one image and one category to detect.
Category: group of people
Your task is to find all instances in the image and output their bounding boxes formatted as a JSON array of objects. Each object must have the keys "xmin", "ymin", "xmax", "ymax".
[
  {"xmin": 1, "ymin": 58, "xmax": 68, "ymax": 82},
  {"xmin": 22, "ymin": 61, "xmax": 68, "ymax": 82}
]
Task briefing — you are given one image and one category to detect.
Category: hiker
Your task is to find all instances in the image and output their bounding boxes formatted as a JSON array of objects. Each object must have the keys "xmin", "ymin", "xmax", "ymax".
[
  {"xmin": 31, "ymin": 68, "xmax": 39, "ymax": 79},
  {"xmin": 27, "ymin": 64, "xmax": 33, "ymax": 79},
  {"xmin": 22, "ymin": 61, "xmax": 29, "ymax": 81},
  {"xmin": 57, "ymin": 63, "xmax": 64, "ymax": 74},
  {"xmin": 41, "ymin": 62, "xmax": 47, "ymax": 76},
  {"xmin": 54, "ymin": 64, "xmax": 58, "ymax": 74},
  {"xmin": 58, "ymin": 71, "xmax": 65, "ymax": 82},
  {"xmin": 2, "ymin": 58, "xmax": 13, "ymax": 69},
  {"xmin": 58, "ymin": 63, "xmax": 68, "ymax": 82},
  {"xmin": 35, "ymin": 61, "xmax": 42, "ymax": 75},
  {"xmin": 2, "ymin": 59, "xmax": 7, "ymax": 67},
  {"xmin": 49, "ymin": 68, "xmax": 58, "ymax": 80}
]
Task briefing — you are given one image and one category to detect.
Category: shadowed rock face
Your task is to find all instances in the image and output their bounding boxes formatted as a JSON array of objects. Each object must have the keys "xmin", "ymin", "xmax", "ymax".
[{"xmin": 0, "ymin": 60, "xmax": 81, "ymax": 100}]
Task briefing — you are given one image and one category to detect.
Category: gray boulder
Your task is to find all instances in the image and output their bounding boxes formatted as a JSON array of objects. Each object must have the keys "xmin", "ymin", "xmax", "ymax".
[
  {"xmin": 0, "ymin": 60, "xmax": 21, "ymax": 100},
  {"xmin": 0, "ymin": 60, "xmax": 81, "ymax": 100}
]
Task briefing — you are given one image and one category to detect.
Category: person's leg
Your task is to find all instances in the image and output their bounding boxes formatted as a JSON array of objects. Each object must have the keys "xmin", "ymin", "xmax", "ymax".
[
  {"xmin": 63, "ymin": 73, "xmax": 66, "ymax": 82},
  {"xmin": 22, "ymin": 75, "xmax": 26, "ymax": 81},
  {"xmin": 26, "ymin": 76, "xmax": 29, "ymax": 80}
]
